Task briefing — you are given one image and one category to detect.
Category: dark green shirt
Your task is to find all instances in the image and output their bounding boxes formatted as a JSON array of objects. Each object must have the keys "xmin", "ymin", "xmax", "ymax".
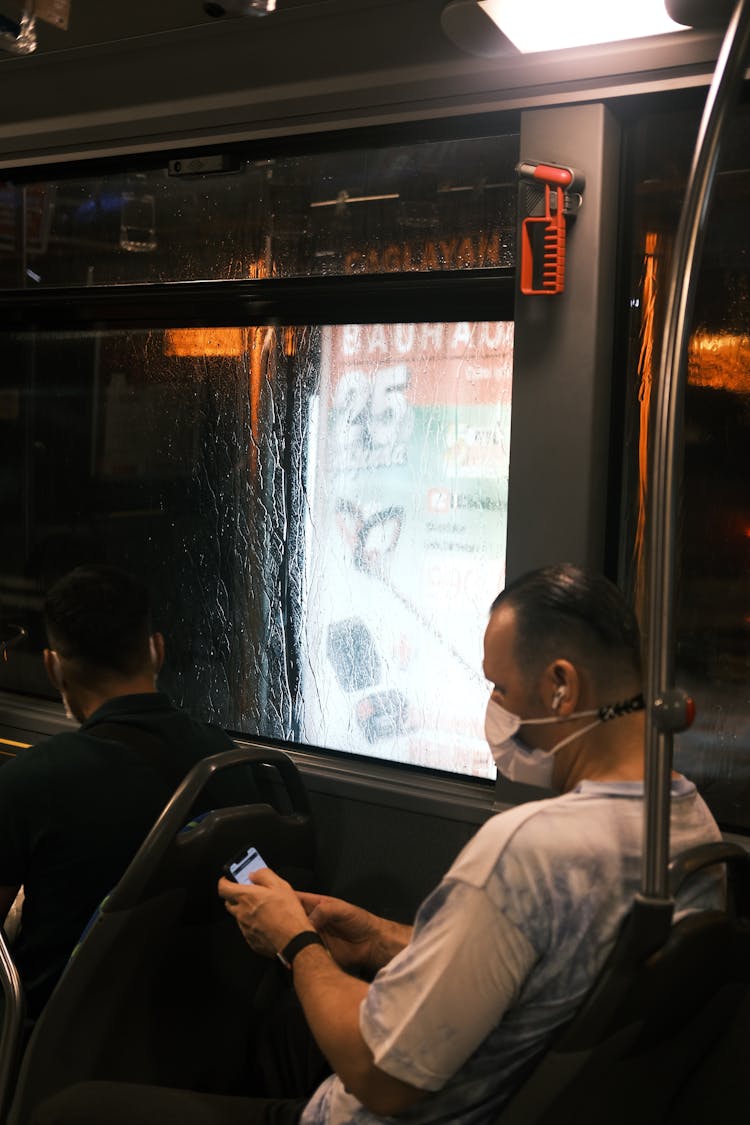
[{"xmin": 0, "ymin": 692, "xmax": 252, "ymax": 1017}]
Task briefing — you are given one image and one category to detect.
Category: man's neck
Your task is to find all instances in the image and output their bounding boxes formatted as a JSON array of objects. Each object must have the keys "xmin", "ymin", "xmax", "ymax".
[
  {"xmin": 75, "ymin": 679, "xmax": 159, "ymax": 723},
  {"xmin": 557, "ymin": 711, "xmax": 649, "ymax": 792}
]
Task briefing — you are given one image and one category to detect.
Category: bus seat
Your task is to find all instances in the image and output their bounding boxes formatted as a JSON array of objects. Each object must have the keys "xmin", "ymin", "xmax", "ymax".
[
  {"xmin": 493, "ymin": 841, "xmax": 750, "ymax": 1125},
  {"xmin": 664, "ymin": 976, "xmax": 750, "ymax": 1122},
  {"xmin": 5, "ymin": 745, "xmax": 318, "ymax": 1125}
]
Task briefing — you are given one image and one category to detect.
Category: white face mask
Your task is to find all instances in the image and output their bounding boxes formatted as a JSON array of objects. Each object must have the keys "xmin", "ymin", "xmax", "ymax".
[{"xmin": 485, "ymin": 696, "xmax": 638, "ymax": 789}]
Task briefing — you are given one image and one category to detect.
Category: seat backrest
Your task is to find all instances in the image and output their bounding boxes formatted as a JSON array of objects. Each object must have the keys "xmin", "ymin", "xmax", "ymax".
[
  {"xmin": 664, "ymin": 969, "xmax": 750, "ymax": 1123},
  {"xmin": 7, "ymin": 744, "xmax": 318, "ymax": 1125},
  {"xmin": 494, "ymin": 842, "xmax": 750, "ymax": 1125}
]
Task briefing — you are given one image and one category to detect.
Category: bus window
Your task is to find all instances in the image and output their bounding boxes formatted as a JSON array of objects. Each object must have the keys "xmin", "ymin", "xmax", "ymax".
[
  {"xmin": 0, "ymin": 133, "xmax": 517, "ymax": 289},
  {"xmin": 303, "ymin": 321, "xmax": 512, "ymax": 778},
  {"xmin": 0, "ymin": 318, "xmax": 511, "ymax": 781},
  {"xmin": 623, "ymin": 96, "xmax": 750, "ymax": 830}
]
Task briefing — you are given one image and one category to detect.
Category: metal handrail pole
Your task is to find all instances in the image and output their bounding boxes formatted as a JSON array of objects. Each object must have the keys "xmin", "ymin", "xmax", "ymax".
[
  {"xmin": 643, "ymin": 0, "xmax": 750, "ymax": 900},
  {"xmin": 0, "ymin": 928, "xmax": 24, "ymax": 1125}
]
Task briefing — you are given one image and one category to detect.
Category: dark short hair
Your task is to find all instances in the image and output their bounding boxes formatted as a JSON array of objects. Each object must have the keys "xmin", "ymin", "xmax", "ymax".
[
  {"xmin": 44, "ymin": 565, "xmax": 152, "ymax": 678},
  {"xmin": 491, "ymin": 564, "xmax": 642, "ymax": 690}
]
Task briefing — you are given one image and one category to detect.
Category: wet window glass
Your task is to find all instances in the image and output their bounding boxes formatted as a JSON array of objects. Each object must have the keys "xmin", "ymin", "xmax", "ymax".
[
  {"xmin": 0, "ymin": 134, "xmax": 518, "ymax": 289},
  {"xmin": 622, "ymin": 99, "xmax": 750, "ymax": 830},
  {"xmin": 0, "ymin": 320, "xmax": 512, "ymax": 780},
  {"xmin": 303, "ymin": 322, "xmax": 512, "ymax": 776}
]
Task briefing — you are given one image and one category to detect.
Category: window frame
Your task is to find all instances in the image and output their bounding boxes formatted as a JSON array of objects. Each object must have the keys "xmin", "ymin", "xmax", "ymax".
[
  {"xmin": 0, "ymin": 270, "xmax": 515, "ymax": 331},
  {"xmin": 0, "ymin": 114, "xmax": 521, "ymax": 786},
  {"xmin": 0, "ymin": 271, "xmax": 516, "ymax": 787}
]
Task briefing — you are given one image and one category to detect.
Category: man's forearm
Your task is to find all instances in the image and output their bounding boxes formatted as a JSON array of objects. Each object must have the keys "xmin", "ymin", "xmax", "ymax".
[
  {"xmin": 367, "ymin": 918, "xmax": 413, "ymax": 973},
  {"xmin": 298, "ymin": 891, "xmax": 414, "ymax": 975},
  {"xmin": 218, "ymin": 871, "xmax": 424, "ymax": 1114},
  {"xmin": 291, "ymin": 943, "xmax": 425, "ymax": 1117}
]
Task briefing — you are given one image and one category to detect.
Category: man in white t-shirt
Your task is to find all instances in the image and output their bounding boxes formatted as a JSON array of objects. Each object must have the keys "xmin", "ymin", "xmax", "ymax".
[{"xmin": 33, "ymin": 565, "xmax": 722, "ymax": 1125}]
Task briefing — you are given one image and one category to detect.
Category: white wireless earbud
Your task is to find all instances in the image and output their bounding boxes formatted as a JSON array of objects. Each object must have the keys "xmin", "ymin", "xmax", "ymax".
[{"xmin": 552, "ymin": 686, "xmax": 566, "ymax": 712}]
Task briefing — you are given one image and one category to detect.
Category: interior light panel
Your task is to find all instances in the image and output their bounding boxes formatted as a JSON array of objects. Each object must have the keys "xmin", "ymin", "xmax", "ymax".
[{"xmin": 478, "ymin": 0, "xmax": 686, "ymax": 53}]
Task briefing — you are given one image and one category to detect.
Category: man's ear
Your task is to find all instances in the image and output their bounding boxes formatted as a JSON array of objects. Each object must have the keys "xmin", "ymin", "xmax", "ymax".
[
  {"xmin": 43, "ymin": 648, "xmax": 64, "ymax": 692},
  {"xmin": 149, "ymin": 632, "xmax": 165, "ymax": 675},
  {"xmin": 544, "ymin": 659, "xmax": 579, "ymax": 714}
]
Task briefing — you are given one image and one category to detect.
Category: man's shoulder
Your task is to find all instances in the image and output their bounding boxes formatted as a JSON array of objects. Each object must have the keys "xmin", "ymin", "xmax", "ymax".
[
  {"xmin": 86, "ymin": 694, "xmax": 235, "ymax": 750},
  {"xmin": 0, "ymin": 730, "xmax": 88, "ymax": 790},
  {"xmin": 147, "ymin": 707, "xmax": 235, "ymax": 752},
  {"xmin": 162, "ymin": 705, "xmax": 233, "ymax": 739},
  {"xmin": 450, "ymin": 788, "xmax": 627, "ymax": 888},
  {"xmin": 447, "ymin": 798, "xmax": 560, "ymax": 885},
  {"xmin": 478, "ymin": 792, "xmax": 579, "ymax": 847}
]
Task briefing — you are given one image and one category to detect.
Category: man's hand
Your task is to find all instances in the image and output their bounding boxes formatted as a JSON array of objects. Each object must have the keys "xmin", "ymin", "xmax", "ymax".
[
  {"xmin": 298, "ymin": 892, "xmax": 412, "ymax": 974},
  {"xmin": 218, "ymin": 868, "xmax": 314, "ymax": 958},
  {"xmin": 220, "ymin": 877, "xmax": 425, "ymax": 1116}
]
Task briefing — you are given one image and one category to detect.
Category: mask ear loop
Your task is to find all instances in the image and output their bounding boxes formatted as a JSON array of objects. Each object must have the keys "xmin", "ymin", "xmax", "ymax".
[
  {"xmin": 524, "ymin": 692, "xmax": 645, "ymax": 727},
  {"xmin": 546, "ymin": 716, "xmax": 604, "ymax": 755},
  {"xmin": 543, "ymin": 693, "xmax": 646, "ymax": 755},
  {"xmin": 520, "ymin": 708, "xmax": 599, "ymax": 728}
]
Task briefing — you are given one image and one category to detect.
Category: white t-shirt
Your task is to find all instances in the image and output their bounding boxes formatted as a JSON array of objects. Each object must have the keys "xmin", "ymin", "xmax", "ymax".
[{"xmin": 301, "ymin": 778, "xmax": 722, "ymax": 1125}]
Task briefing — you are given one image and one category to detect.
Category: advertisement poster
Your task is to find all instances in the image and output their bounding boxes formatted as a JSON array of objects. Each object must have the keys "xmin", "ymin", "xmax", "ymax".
[{"xmin": 302, "ymin": 321, "xmax": 513, "ymax": 778}]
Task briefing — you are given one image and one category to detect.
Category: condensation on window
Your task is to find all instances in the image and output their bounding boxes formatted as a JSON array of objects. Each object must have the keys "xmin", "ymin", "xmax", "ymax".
[
  {"xmin": 0, "ymin": 133, "xmax": 518, "ymax": 289},
  {"xmin": 0, "ymin": 320, "xmax": 512, "ymax": 780}
]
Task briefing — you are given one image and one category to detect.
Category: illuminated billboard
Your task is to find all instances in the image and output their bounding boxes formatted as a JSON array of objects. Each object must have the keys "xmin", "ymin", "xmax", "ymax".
[{"xmin": 302, "ymin": 321, "xmax": 513, "ymax": 778}]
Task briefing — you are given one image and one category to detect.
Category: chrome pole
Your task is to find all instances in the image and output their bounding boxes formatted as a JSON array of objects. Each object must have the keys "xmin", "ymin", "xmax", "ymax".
[
  {"xmin": 643, "ymin": 0, "xmax": 750, "ymax": 899},
  {"xmin": 0, "ymin": 928, "xmax": 25, "ymax": 1123}
]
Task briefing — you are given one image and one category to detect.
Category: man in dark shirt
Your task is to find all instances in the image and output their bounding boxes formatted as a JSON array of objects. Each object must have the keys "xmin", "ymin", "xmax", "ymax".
[{"xmin": 0, "ymin": 564, "xmax": 248, "ymax": 1018}]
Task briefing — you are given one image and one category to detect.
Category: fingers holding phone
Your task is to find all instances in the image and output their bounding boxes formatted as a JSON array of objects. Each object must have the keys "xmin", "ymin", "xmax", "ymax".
[
  {"xmin": 223, "ymin": 844, "xmax": 268, "ymax": 886},
  {"xmin": 218, "ymin": 846, "xmax": 313, "ymax": 958},
  {"xmin": 296, "ymin": 892, "xmax": 382, "ymax": 972}
]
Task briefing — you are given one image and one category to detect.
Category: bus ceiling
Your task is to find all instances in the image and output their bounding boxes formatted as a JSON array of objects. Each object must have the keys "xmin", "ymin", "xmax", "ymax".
[{"xmin": 0, "ymin": 1, "xmax": 737, "ymax": 169}]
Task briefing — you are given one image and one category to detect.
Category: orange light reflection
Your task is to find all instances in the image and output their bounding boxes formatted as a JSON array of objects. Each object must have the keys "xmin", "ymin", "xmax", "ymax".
[
  {"xmin": 688, "ymin": 332, "xmax": 750, "ymax": 393},
  {"xmin": 164, "ymin": 328, "xmax": 247, "ymax": 357},
  {"xmin": 633, "ymin": 231, "xmax": 660, "ymax": 620}
]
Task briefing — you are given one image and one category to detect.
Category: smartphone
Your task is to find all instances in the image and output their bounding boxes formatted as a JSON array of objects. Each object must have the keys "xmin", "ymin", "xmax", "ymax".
[{"xmin": 223, "ymin": 845, "xmax": 268, "ymax": 885}]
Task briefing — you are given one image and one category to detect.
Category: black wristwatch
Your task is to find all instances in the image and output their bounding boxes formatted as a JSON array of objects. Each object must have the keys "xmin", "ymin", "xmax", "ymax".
[{"xmin": 277, "ymin": 930, "xmax": 325, "ymax": 969}]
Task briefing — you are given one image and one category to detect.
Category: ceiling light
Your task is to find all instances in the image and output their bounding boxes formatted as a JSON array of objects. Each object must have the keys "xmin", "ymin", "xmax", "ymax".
[{"xmin": 478, "ymin": 0, "xmax": 686, "ymax": 53}]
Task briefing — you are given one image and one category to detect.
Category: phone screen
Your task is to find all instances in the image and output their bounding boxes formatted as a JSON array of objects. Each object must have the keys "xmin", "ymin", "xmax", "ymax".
[{"xmin": 226, "ymin": 846, "xmax": 267, "ymax": 884}]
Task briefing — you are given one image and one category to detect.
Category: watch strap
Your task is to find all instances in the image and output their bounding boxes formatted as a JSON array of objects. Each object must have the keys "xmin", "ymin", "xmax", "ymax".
[{"xmin": 277, "ymin": 930, "xmax": 325, "ymax": 969}]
